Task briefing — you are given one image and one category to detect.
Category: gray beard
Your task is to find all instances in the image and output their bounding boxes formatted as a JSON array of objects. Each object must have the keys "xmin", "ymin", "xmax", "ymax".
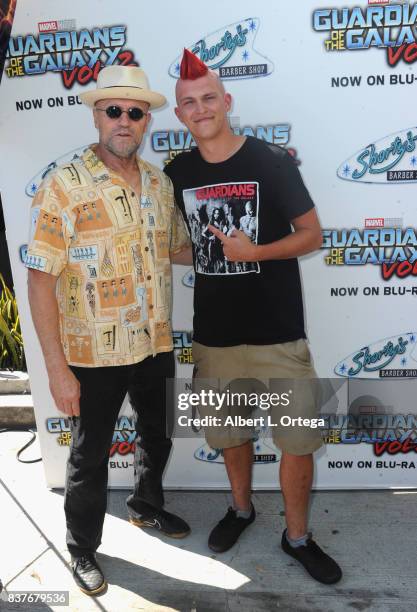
[{"xmin": 105, "ymin": 139, "xmax": 139, "ymax": 160}]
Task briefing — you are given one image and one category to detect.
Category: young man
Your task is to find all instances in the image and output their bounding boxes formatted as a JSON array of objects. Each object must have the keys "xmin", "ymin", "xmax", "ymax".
[
  {"xmin": 165, "ymin": 50, "xmax": 342, "ymax": 585},
  {"xmin": 27, "ymin": 66, "xmax": 191, "ymax": 595}
]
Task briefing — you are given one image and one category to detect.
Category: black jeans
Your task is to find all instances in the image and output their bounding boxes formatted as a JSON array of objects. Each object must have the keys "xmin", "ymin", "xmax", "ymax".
[{"xmin": 64, "ymin": 351, "xmax": 175, "ymax": 557}]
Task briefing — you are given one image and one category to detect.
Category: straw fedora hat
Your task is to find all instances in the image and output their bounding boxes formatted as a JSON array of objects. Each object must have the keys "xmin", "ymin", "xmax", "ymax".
[{"xmin": 79, "ymin": 65, "xmax": 166, "ymax": 109}]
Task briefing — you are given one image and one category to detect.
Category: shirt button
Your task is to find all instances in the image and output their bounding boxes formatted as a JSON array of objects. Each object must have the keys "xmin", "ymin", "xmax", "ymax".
[
  {"xmin": 149, "ymin": 304, "xmax": 153, "ymax": 309},
  {"xmin": 131, "ymin": 192, "xmax": 135, "ymax": 197},
  {"xmin": 145, "ymin": 246, "xmax": 149, "ymax": 252},
  {"xmin": 147, "ymin": 275, "xmax": 151, "ymax": 281},
  {"xmin": 141, "ymin": 219, "xmax": 144, "ymax": 224}
]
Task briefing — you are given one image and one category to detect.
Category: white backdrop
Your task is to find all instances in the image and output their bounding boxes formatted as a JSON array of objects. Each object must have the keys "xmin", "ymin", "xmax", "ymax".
[{"xmin": 1, "ymin": 0, "xmax": 417, "ymax": 488}]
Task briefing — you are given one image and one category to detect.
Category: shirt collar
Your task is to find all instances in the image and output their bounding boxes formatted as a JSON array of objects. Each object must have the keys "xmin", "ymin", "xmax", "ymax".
[{"xmin": 81, "ymin": 145, "xmax": 153, "ymax": 190}]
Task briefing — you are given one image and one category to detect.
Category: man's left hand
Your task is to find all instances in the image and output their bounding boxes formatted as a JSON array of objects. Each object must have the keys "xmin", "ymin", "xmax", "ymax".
[{"xmin": 207, "ymin": 225, "xmax": 258, "ymax": 262}]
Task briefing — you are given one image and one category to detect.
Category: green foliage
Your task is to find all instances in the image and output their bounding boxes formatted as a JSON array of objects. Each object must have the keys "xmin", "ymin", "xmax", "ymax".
[{"xmin": 0, "ymin": 273, "xmax": 26, "ymax": 371}]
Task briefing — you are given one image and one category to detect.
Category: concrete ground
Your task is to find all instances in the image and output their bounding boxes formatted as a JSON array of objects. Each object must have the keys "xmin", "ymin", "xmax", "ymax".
[{"xmin": 0, "ymin": 430, "xmax": 415, "ymax": 612}]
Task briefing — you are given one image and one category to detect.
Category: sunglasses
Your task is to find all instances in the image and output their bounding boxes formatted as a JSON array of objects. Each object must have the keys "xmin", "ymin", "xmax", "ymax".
[{"xmin": 95, "ymin": 105, "xmax": 147, "ymax": 121}]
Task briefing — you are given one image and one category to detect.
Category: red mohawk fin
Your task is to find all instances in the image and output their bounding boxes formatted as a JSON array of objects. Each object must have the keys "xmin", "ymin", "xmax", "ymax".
[{"xmin": 180, "ymin": 48, "xmax": 209, "ymax": 80}]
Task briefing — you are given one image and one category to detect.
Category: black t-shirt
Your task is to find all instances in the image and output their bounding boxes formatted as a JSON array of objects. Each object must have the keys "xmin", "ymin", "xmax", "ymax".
[{"xmin": 165, "ymin": 136, "xmax": 315, "ymax": 347}]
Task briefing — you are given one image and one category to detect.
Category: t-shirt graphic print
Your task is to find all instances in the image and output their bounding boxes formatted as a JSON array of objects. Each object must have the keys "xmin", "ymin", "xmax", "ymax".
[{"xmin": 182, "ymin": 181, "xmax": 260, "ymax": 275}]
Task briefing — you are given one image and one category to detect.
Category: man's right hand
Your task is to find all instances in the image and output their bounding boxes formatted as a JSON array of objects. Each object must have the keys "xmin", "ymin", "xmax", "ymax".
[
  {"xmin": 48, "ymin": 366, "xmax": 81, "ymax": 417},
  {"xmin": 28, "ymin": 269, "xmax": 81, "ymax": 417}
]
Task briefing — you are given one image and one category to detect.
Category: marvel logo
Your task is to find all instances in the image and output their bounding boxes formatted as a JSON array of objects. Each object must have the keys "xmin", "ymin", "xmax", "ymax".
[
  {"xmin": 368, "ymin": 0, "xmax": 389, "ymax": 5},
  {"xmin": 365, "ymin": 218, "xmax": 384, "ymax": 228},
  {"xmin": 38, "ymin": 21, "xmax": 58, "ymax": 32}
]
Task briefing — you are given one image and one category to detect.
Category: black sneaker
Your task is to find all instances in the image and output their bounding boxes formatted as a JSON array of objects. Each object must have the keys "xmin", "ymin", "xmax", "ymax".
[
  {"xmin": 208, "ymin": 504, "xmax": 255, "ymax": 553},
  {"xmin": 281, "ymin": 529, "xmax": 342, "ymax": 584},
  {"xmin": 71, "ymin": 554, "xmax": 106, "ymax": 596},
  {"xmin": 129, "ymin": 507, "xmax": 190, "ymax": 538}
]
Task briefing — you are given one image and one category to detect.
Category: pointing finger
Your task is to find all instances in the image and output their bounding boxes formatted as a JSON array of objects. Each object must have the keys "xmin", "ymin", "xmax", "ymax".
[{"xmin": 207, "ymin": 224, "xmax": 228, "ymax": 242}]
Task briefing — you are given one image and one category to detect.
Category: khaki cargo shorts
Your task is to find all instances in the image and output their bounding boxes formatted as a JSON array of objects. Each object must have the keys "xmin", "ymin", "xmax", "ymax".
[{"xmin": 192, "ymin": 339, "xmax": 324, "ymax": 456}]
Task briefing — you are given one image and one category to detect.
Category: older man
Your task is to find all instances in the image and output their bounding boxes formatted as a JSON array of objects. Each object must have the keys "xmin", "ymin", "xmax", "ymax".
[
  {"xmin": 26, "ymin": 66, "xmax": 190, "ymax": 595},
  {"xmin": 165, "ymin": 50, "xmax": 342, "ymax": 585}
]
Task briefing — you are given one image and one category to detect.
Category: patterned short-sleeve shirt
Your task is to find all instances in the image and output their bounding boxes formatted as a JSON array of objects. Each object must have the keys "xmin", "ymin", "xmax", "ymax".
[{"xmin": 26, "ymin": 147, "xmax": 190, "ymax": 367}]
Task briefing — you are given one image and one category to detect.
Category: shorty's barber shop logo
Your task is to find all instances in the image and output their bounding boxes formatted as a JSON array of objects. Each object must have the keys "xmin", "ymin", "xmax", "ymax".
[
  {"xmin": 182, "ymin": 268, "xmax": 195, "ymax": 289},
  {"xmin": 334, "ymin": 332, "xmax": 417, "ymax": 378},
  {"xmin": 313, "ymin": 3, "xmax": 417, "ymax": 66},
  {"xmin": 168, "ymin": 18, "xmax": 273, "ymax": 79},
  {"xmin": 337, "ymin": 128, "xmax": 417, "ymax": 183},
  {"xmin": 194, "ymin": 438, "xmax": 279, "ymax": 464},
  {"xmin": 5, "ymin": 23, "xmax": 137, "ymax": 88}
]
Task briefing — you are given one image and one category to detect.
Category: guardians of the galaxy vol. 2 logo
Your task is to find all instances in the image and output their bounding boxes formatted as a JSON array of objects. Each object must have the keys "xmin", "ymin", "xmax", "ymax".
[
  {"xmin": 313, "ymin": 3, "xmax": 417, "ymax": 65},
  {"xmin": 322, "ymin": 412, "xmax": 417, "ymax": 458},
  {"xmin": 173, "ymin": 331, "xmax": 193, "ymax": 365},
  {"xmin": 47, "ymin": 416, "xmax": 137, "ymax": 458},
  {"xmin": 322, "ymin": 218, "xmax": 417, "ymax": 279},
  {"xmin": 152, "ymin": 123, "xmax": 300, "ymax": 165},
  {"xmin": 5, "ymin": 22, "xmax": 137, "ymax": 88}
]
